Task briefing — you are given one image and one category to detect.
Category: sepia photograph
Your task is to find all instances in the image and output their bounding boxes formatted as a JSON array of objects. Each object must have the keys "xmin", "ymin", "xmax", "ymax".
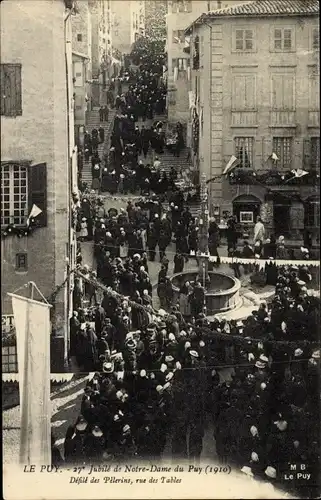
[{"xmin": 1, "ymin": 0, "xmax": 320, "ymax": 498}]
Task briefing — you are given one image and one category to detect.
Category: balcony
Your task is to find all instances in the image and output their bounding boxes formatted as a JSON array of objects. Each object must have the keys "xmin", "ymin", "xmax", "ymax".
[
  {"xmin": 308, "ymin": 110, "xmax": 320, "ymax": 128},
  {"xmin": 269, "ymin": 110, "xmax": 296, "ymax": 127},
  {"xmin": 228, "ymin": 167, "xmax": 319, "ymax": 186},
  {"xmin": 231, "ymin": 111, "xmax": 257, "ymax": 127}
]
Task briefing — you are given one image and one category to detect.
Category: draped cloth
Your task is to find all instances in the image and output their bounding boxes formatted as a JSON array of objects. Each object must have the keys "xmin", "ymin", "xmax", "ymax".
[{"xmin": 10, "ymin": 293, "xmax": 51, "ymax": 466}]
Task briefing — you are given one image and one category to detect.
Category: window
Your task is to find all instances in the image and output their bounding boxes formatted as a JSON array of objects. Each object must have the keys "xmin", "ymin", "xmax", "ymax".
[
  {"xmin": 77, "ymin": 33, "xmax": 82, "ymax": 42},
  {"xmin": 16, "ymin": 252, "xmax": 28, "ymax": 271},
  {"xmin": 272, "ymin": 137, "xmax": 293, "ymax": 168},
  {"xmin": 273, "ymin": 28, "xmax": 293, "ymax": 51},
  {"xmin": 235, "ymin": 137, "xmax": 254, "ymax": 168},
  {"xmin": 312, "ymin": 28, "xmax": 319, "ymax": 50},
  {"xmin": 305, "ymin": 197, "xmax": 320, "ymax": 227},
  {"xmin": 217, "ymin": 1, "xmax": 222, "ymax": 8},
  {"xmin": 240, "ymin": 211, "xmax": 254, "ymax": 223},
  {"xmin": 234, "ymin": 29, "xmax": 254, "ymax": 51},
  {"xmin": 173, "ymin": 30, "xmax": 185, "ymax": 43},
  {"xmin": 73, "ymin": 62, "xmax": 83, "ymax": 87},
  {"xmin": 193, "ymin": 35, "xmax": 200, "ymax": 69},
  {"xmin": 172, "ymin": 58, "xmax": 189, "ymax": 72},
  {"xmin": 174, "ymin": 0, "xmax": 192, "ymax": 12},
  {"xmin": 1, "ymin": 162, "xmax": 47, "ymax": 227},
  {"xmin": 310, "ymin": 137, "xmax": 320, "ymax": 170},
  {"xmin": 232, "ymin": 74, "xmax": 256, "ymax": 110},
  {"xmin": 308, "ymin": 68, "xmax": 319, "ymax": 109},
  {"xmin": 0, "ymin": 64, "xmax": 22, "ymax": 116},
  {"xmin": 1, "ymin": 164, "xmax": 28, "ymax": 226},
  {"xmin": 2, "ymin": 345, "xmax": 18, "ymax": 373},
  {"xmin": 271, "ymin": 74, "xmax": 295, "ymax": 110}
]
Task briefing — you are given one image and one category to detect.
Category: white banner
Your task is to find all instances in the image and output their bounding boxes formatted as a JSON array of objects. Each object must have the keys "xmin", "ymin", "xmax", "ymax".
[
  {"xmin": 10, "ymin": 294, "xmax": 51, "ymax": 466},
  {"xmin": 208, "ymin": 256, "xmax": 319, "ymax": 267}
]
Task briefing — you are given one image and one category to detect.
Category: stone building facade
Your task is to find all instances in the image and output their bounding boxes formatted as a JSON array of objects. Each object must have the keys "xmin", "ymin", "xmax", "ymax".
[
  {"xmin": 1, "ymin": 0, "xmax": 77, "ymax": 369},
  {"xmin": 166, "ymin": 0, "xmax": 248, "ymax": 128},
  {"xmin": 89, "ymin": 0, "xmax": 113, "ymax": 107},
  {"xmin": 72, "ymin": 0, "xmax": 92, "ymax": 126},
  {"xmin": 111, "ymin": 0, "xmax": 145, "ymax": 58},
  {"xmin": 186, "ymin": 0, "xmax": 320, "ymax": 242}
]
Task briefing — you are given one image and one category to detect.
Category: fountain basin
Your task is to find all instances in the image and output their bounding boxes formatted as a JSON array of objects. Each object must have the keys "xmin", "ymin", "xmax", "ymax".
[{"xmin": 170, "ymin": 270, "xmax": 242, "ymax": 315}]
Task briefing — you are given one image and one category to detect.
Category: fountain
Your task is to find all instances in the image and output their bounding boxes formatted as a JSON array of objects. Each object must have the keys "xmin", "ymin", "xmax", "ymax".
[
  {"xmin": 170, "ymin": 269, "xmax": 241, "ymax": 315},
  {"xmin": 170, "ymin": 173, "xmax": 242, "ymax": 316}
]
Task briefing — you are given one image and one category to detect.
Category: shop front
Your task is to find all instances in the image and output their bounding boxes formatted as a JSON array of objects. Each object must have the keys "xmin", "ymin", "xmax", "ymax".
[{"xmin": 232, "ymin": 194, "xmax": 262, "ymax": 237}]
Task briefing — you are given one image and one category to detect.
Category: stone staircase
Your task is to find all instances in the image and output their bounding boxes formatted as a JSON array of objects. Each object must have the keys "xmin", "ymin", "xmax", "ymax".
[{"xmin": 82, "ymin": 107, "xmax": 115, "ymax": 188}]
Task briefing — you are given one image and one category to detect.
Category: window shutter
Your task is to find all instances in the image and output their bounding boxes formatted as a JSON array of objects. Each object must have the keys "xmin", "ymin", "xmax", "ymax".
[
  {"xmin": 283, "ymin": 74, "xmax": 294, "ymax": 110},
  {"xmin": 28, "ymin": 163, "xmax": 47, "ymax": 227},
  {"xmin": 303, "ymin": 138, "xmax": 311, "ymax": 169},
  {"xmin": 271, "ymin": 74, "xmax": 283, "ymax": 109},
  {"xmin": 0, "ymin": 65, "xmax": 6, "ymax": 115},
  {"xmin": 232, "ymin": 75, "xmax": 246, "ymax": 110},
  {"xmin": 245, "ymin": 75, "xmax": 256, "ymax": 110},
  {"xmin": 0, "ymin": 64, "xmax": 22, "ymax": 116}
]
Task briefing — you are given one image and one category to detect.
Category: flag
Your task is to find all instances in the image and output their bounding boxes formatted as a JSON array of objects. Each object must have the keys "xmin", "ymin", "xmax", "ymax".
[
  {"xmin": 9, "ymin": 291, "xmax": 52, "ymax": 466},
  {"xmin": 223, "ymin": 155, "xmax": 240, "ymax": 175},
  {"xmin": 285, "ymin": 169, "xmax": 309, "ymax": 183},
  {"xmin": 27, "ymin": 204, "xmax": 42, "ymax": 226},
  {"xmin": 291, "ymin": 168, "xmax": 309, "ymax": 178},
  {"xmin": 271, "ymin": 152, "xmax": 279, "ymax": 161}
]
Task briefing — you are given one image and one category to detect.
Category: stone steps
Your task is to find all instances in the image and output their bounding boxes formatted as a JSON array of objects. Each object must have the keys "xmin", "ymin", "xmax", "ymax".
[{"xmin": 82, "ymin": 110, "xmax": 116, "ymax": 187}]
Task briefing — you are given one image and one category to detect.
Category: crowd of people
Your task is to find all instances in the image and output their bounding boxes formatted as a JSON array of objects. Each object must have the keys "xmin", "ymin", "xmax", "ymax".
[
  {"xmin": 59, "ymin": 43, "xmax": 320, "ymax": 498},
  {"xmin": 76, "ymin": 53, "xmax": 188, "ymax": 198},
  {"xmin": 57, "ymin": 260, "xmax": 319, "ymax": 498}
]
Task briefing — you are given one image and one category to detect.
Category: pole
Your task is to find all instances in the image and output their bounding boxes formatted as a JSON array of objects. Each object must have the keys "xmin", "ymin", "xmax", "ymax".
[
  {"xmin": 197, "ymin": 172, "xmax": 210, "ymax": 289},
  {"xmin": 19, "ymin": 282, "xmax": 33, "ymax": 464}
]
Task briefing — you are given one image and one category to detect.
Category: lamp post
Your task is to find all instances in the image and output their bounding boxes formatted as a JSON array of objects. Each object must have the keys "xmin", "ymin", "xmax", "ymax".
[{"xmin": 197, "ymin": 172, "xmax": 210, "ymax": 288}]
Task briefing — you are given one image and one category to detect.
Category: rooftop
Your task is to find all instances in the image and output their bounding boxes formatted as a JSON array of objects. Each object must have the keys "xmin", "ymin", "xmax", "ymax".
[{"xmin": 185, "ymin": 0, "xmax": 319, "ymax": 34}]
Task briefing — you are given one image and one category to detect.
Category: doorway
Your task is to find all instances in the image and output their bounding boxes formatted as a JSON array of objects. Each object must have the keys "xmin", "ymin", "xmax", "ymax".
[{"xmin": 273, "ymin": 198, "xmax": 291, "ymax": 237}]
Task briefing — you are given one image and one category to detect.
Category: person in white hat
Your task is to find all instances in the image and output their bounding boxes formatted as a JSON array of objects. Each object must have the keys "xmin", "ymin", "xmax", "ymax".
[{"xmin": 79, "ymin": 217, "xmax": 88, "ymax": 240}]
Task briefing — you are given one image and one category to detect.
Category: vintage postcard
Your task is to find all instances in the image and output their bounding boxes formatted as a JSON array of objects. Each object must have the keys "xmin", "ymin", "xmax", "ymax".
[{"xmin": 2, "ymin": 0, "xmax": 320, "ymax": 499}]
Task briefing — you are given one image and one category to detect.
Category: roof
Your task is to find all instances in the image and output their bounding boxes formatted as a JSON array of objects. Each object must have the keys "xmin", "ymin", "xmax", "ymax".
[
  {"xmin": 72, "ymin": 51, "xmax": 90, "ymax": 60},
  {"xmin": 185, "ymin": 0, "xmax": 319, "ymax": 34}
]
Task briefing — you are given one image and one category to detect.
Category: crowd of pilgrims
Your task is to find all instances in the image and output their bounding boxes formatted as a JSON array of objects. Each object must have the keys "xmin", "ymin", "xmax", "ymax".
[
  {"xmin": 54, "ymin": 261, "xmax": 320, "ymax": 498},
  {"xmin": 78, "ymin": 63, "xmax": 187, "ymax": 197},
  {"xmin": 58, "ymin": 48, "xmax": 320, "ymax": 496}
]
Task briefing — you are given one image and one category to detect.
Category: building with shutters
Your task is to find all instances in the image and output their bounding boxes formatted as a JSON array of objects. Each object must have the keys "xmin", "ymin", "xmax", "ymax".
[
  {"xmin": 1, "ymin": 0, "xmax": 77, "ymax": 371},
  {"xmin": 186, "ymin": 0, "xmax": 320, "ymax": 244},
  {"xmin": 111, "ymin": 0, "xmax": 145, "ymax": 58},
  {"xmin": 72, "ymin": 0, "xmax": 92, "ymax": 127},
  {"xmin": 166, "ymin": 0, "xmax": 248, "ymax": 131},
  {"xmin": 89, "ymin": 0, "xmax": 114, "ymax": 107}
]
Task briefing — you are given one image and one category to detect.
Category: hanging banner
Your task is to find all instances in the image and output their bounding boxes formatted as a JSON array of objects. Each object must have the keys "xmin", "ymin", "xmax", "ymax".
[
  {"xmin": 208, "ymin": 256, "xmax": 320, "ymax": 267},
  {"xmin": 9, "ymin": 293, "xmax": 52, "ymax": 466}
]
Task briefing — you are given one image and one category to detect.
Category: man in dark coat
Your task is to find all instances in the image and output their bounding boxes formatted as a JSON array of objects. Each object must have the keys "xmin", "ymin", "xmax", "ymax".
[
  {"xmin": 208, "ymin": 218, "xmax": 221, "ymax": 267},
  {"xmin": 98, "ymin": 126, "xmax": 105, "ymax": 143},
  {"xmin": 174, "ymin": 251, "xmax": 184, "ymax": 274},
  {"xmin": 94, "ymin": 305, "xmax": 105, "ymax": 338},
  {"xmin": 190, "ymin": 282, "xmax": 205, "ymax": 318}
]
